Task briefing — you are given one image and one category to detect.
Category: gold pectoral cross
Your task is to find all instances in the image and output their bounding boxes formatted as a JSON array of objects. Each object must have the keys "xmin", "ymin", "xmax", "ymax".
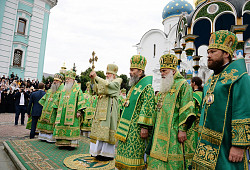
[
  {"xmin": 134, "ymin": 85, "xmax": 142, "ymax": 95},
  {"xmin": 169, "ymin": 89, "xmax": 176, "ymax": 95}
]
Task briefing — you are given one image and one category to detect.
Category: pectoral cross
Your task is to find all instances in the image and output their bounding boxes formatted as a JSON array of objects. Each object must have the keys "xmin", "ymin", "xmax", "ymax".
[
  {"xmin": 64, "ymin": 95, "xmax": 70, "ymax": 100},
  {"xmin": 169, "ymin": 89, "xmax": 176, "ymax": 95},
  {"xmin": 89, "ymin": 51, "xmax": 98, "ymax": 70},
  {"xmin": 134, "ymin": 85, "xmax": 142, "ymax": 95},
  {"xmin": 48, "ymin": 97, "xmax": 53, "ymax": 102}
]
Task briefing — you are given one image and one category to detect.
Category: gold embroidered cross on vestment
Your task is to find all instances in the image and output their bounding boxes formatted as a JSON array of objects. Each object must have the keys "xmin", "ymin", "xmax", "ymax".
[
  {"xmin": 134, "ymin": 85, "xmax": 142, "ymax": 95},
  {"xmin": 221, "ymin": 69, "xmax": 238, "ymax": 84}
]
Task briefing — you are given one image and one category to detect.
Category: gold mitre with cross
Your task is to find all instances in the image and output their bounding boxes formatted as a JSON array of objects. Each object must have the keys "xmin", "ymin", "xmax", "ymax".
[
  {"xmin": 130, "ymin": 55, "xmax": 147, "ymax": 71},
  {"xmin": 159, "ymin": 54, "xmax": 178, "ymax": 70},
  {"xmin": 208, "ymin": 30, "xmax": 238, "ymax": 57},
  {"xmin": 121, "ymin": 88, "xmax": 126, "ymax": 93},
  {"xmin": 106, "ymin": 64, "xmax": 118, "ymax": 75},
  {"xmin": 54, "ymin": 73, "xmax": 64, "ymax": 82},
  {"xmin": 86, "ymin": 81, "xmax": 91, "ymax": 88},
  {"xmin": 65, "ymin": 70, "xmax": 76, "ymax": 79}
]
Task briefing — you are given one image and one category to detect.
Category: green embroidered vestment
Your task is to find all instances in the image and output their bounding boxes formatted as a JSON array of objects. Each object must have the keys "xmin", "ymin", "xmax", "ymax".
[
  {"xmin": 37, "ymin": 84, "xmax": 64, "ymax": 134},
  {"xmin": 148, "ymin": 72, "xmax": 196, "ymax": 170},
  {"xmin": 52, "ymin": 82, "xmax": 85, "ymax": 146},
  {"xmin": 81, "ymin": 92, "xmax": 97, "ymax": 132},
  {"xmin": 192, "ymin": 59, "xmax": 250, "ymax": 170},
  {"xmin": 115, "ymin": 76, "xmax": 155, "ymax": 170},
  {"xmin": 193, "ymin": 91, "xmax": 202, "ymax": 143}
]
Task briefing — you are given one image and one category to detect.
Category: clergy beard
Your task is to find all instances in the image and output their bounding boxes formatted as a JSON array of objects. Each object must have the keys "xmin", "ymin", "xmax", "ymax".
[
  {"xmin": 207, "ymin": 54, "xmax": 224, "ymax": 71},
  {"xmin": 129, "ymin": 75, "xmax": 140, "ymax": 86},
  {"xmin": 51, "ymin": 83, "xmax": 60, "ymax": 93},
  {"xmin": 107, "ymin": 77, "xmax": 114, "ymax": 83},
  {"xmin": 160, "ymin": 70, "xmax": 174, "ymax": 93},
  {"xmin": 64, "ymin": 82, "xmax": 74, "ymax": 92},
  {"xmin": 121, "ymin": 94, "xmax": 126, "ymax": 99}
]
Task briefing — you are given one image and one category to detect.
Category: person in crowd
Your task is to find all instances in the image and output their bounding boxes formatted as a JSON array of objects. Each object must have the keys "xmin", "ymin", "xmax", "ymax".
[
  {"xmin": 14, "ymin": 86, "xmax": 29, "ymax": 125},
  {"xmin": 52, "ymin": 70, "xmax": 85, "ymax": 147},
  {"xmin": 147, "ymin": 54, "xmax": 196, "ymax": 169},
  {"xmin": 27, "ymin": 83, "xmax": 46, "ymax": 139},
  {"xmin": 191, "ymin": 77, "xmax": 203, "ymax": 143},
  {"xmin": 89, "ymin": 64, "xmax": 122, "ymax": 161},
  {"xmin": 115, "ymin": 55, "xmax": 155, "ymax": 169},
  {"xmin": 10, "ymin": 72, "xmax": 14, "ymax": 79},
  {"xmin": 192, "ymin": 30, "xmax": 250, "ymax": 169},
  {"xmin": 37, "ymin": 73, "xmax": 64, "ymax": 142}
]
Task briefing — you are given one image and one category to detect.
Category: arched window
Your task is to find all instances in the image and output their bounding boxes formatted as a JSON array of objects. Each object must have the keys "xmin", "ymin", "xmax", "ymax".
[
  {"xmin": 153, "ymin": 44, "xmax": 156, "ymax": 58},
  {"xmin": 13, "ymin": 49, "xmax": 23, "ymax": 67},
  {"xmin": 17, "ymin": 18, "xmax": 26, "ymax": 34}
]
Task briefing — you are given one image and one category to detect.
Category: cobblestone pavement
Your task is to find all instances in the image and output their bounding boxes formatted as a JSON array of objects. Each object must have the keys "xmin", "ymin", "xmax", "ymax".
[
  {"xmin": 0, "ymin": 113, "xmax": 30, "ymax": 145},
  {"xmin": 0, "ymin": 113, "xmax": 30, "ymax": 170}
]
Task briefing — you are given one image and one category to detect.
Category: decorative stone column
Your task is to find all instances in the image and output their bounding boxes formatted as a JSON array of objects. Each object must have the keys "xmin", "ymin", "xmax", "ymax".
[
  {"xmin": 231, "ymin": 25, "xmax": 248, "ymax": 59},
  {"xmin": 182, "ymin": 34, "xmax": 199, "ymax": 83},
  {"xmin": 193, "ymin": 55, "xmax": 202, "ymax": 77},
  {"xmin": 172, "ymin": 48, "xmax": 183, "ymax": 70}
]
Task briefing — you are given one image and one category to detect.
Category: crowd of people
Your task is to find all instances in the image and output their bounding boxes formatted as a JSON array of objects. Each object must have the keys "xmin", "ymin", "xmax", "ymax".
[
  {"xmin": 1, "ymin": 30, "xmax": 250, "ymax": 170},
  {"xmin": 0, "ymin": 73, "xmax": 52, "ymax": 114}
]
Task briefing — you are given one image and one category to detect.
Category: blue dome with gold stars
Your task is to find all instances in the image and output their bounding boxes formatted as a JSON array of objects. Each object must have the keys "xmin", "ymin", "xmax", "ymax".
[{"xmin": 162, "ymin": 0, "xmax": 194, "ymax": 20}]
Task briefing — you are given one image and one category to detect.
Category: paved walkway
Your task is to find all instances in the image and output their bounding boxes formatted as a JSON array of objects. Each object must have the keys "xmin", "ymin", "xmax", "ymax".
[{"xmin": 0, "ymin": 113, "xmax": 30, "ymax": 170}]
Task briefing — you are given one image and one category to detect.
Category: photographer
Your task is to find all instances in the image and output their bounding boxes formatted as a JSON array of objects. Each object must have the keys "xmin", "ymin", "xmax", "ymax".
[{"xmin": 14, "ymin": 86, "xmax": 29, "ymax": 125}]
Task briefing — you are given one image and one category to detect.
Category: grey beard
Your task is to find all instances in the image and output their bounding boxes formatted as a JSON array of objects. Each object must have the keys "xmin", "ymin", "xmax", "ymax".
[
  {"xmin": 51, "ymin": 83, "xmax": 60, "ymax": 93},
  {"xmin": 160, "ymin": 70, "xmax": 174, "ymax": 93},
  {"xmin": 129, "ymin": 76, "xmax": 140, "ymax": 86},
  {"xmin": 64, "ymin": 82, "xmax": 74, "ymax": 92}
]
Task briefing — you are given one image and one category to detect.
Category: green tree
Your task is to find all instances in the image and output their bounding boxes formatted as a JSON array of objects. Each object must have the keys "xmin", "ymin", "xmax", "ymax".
[{"xmin": 119, "ymin": 74, "xmax": 129, "ymax": 94}]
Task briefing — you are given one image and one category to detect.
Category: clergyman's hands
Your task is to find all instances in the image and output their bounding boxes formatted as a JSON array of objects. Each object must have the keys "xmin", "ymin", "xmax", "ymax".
[
  {"xmin": 229, "ymin": 146, "xmax": 244, "ymax": 162},
  {"xmin": 89, "ymin": 71, "xmax": 97, "ymax": 79},
  {"xmin": 178, "ymin": 130, "xmax": 187, "ymax": 143},
  {"xmin": 77, "ymin": 112, "xmax": 81, "ymax": 118},
  {"xmin": 140, "ymin": 128, "xmax": 148, "ymax": 139}
]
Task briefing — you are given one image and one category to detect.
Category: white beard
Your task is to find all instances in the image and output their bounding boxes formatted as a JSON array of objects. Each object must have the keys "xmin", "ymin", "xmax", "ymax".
[
  {"xmin": 160, "ymin": 70, "xmax": 174, "ymax": 93},
  {"xmin": 121, "ymin": 94, "xmax": 126, "ymax": 99},
  {"xmin": 64, "ymin": 82, "xmax": 74, "ymax": 92},
  {"xmin": 129, "ymin": 76, "xmax": 140, "ymax": 86},
  {"xmin": 107, "ymin": 77, "xmax": 114, "ymax": 83},
  {"xmin": 51, "ymin": 83, "xmax": 60, "ymax": 93}
]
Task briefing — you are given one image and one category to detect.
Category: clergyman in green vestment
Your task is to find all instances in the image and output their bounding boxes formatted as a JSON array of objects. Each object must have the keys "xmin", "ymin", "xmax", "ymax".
[
  {"xmin": 148, "ymin": 54, "xmax": 196, "ymax": 170},
  {"xmin": 115, "ymin": 55, "xmax": 155, "ymax": 169},
  {"xmin": 192, "ymin": 30, "xmax": 250, "ymax": 169},
  {"xmin": 37, "ymin": 73, "xmax": 64, "ymax": 143},
  {"xmin": 80, "ymin": 82, "xmax": 97, "ymax": 137},
  {"xmin": 191, "ymin": 76, "xmax": 203, "ymax": 143},
  {"xmin": 118, "ymin": 88, "xmax": 126, "ymax": 117},
  {"xmin": 52, "ymin": 70, "xmax": 85, "ymax": 147},
  {"xmin": 89, "ymin": 64, "xmax": 122, "ymax": 161}
]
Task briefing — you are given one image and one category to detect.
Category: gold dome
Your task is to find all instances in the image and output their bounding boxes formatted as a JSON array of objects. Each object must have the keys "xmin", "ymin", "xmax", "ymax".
[{"xmin": 193, "ymin": 0, "xmax": 206, "ymax": 7}]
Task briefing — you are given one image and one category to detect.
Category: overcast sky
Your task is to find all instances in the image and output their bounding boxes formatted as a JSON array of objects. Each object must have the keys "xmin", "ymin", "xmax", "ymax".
[{"xmin": 44, "ymin": 0, "xmax": 194, "ymax": 76}]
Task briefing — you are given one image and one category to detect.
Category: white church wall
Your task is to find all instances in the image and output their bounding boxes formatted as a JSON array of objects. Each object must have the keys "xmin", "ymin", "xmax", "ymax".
[
  {"xmin": 24, "ymin": 0, "xmax": 46, "ymax": 80},
  {"xmin": 197, "ymin": 45, "xmax": 213, "ymax": 83},
  {"xmin": 138, "ymin": 30, "xmax": 167, "ymax": 91},
  {"xmin": 0, "ymin": 0, "xmax": 18, "ymax": 76}
]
